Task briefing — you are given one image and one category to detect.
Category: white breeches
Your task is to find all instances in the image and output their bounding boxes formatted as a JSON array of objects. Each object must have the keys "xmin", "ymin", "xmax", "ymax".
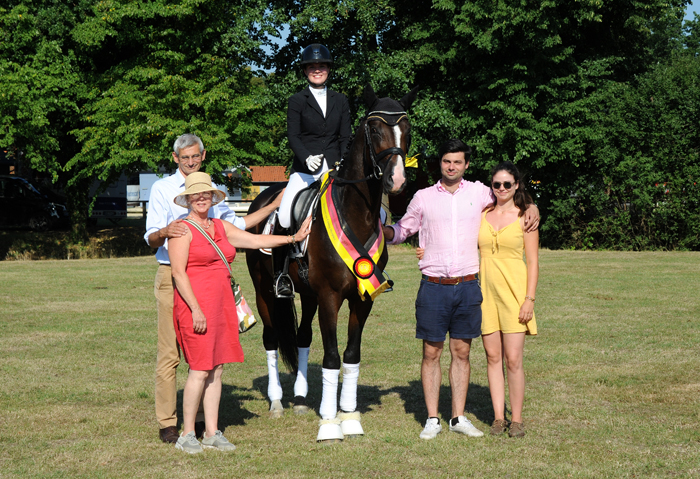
[{"xmin": 279, "ymin": 167, "xmax": 329, "ymax": 228}]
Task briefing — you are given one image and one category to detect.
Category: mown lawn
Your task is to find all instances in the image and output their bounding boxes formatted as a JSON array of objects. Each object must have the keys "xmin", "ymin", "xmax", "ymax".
[{"xmin": 1, "ymin": 247, "xmax": 699, "ymax": 478}]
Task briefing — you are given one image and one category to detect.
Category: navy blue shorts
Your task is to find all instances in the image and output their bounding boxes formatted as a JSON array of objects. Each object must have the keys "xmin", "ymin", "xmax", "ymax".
[{"xmin": 415, "ymin": 278, "xmax": 483, "ymax": 342}]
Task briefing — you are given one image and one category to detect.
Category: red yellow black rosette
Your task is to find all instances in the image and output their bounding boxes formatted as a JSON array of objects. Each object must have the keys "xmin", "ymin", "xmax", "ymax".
[{"xmin": 353, "ymin": 257, "xmax": 375, "ymax": 279}]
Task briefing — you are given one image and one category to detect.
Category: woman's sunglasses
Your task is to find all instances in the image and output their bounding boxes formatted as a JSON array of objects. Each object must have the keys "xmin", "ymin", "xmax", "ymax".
[{"xmin": 492, "ymin": 181, "xmax": 513, "ymax": 190}]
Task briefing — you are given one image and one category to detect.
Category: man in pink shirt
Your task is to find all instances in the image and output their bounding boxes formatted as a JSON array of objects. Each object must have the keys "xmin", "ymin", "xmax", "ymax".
[{"xmin": 383, "ymin": 139, "xmax": 538, "ymax": 440}]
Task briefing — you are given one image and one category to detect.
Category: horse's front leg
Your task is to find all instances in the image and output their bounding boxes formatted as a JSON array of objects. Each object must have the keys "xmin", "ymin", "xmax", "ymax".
[
  {"xmin": 337, "ymin": 296, "xmax": 373, "ymax": 438},
  {"xmin": 293, "ymin": 293, "xmax": 317, "ymax": 414},
  {"xmin": 316, "ymin": 294, "xmax": 344, "ymax": 443}
]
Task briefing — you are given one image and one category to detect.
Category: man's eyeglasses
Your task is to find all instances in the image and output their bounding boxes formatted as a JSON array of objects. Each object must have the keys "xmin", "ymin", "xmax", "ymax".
[
  {"xmin": 492, "ymin": 181, "xmax": 513, "ymax": 190},
  {"xmin": 179, "ymin": 154, "xmax": 202, "ymax": 161}
]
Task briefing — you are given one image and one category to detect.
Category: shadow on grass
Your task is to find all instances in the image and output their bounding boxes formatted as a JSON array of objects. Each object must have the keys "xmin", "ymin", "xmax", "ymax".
[
  {"xmin": 175, "ymin": 383, "xmax": 260, "ymax": 432},
  {"xmin": 219, "ymin": 383, "xmax": 261, "ymax": 428},
  {"xmin": 249, "ymin": 363, "xmax": 495, "ymax": 427},
  {"xmin": 250, "ymin": 363, "xmax": 391, "ymax": 417},
  {"xmin": 390, "ymin": 380, "xmax": 493, "ymax": 426}
]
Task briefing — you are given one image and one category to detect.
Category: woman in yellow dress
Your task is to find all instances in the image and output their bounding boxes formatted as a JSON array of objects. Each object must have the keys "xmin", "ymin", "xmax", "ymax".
[{"xmin": 478, "ymin": 161, "xmax": 539, "ymax": 438}]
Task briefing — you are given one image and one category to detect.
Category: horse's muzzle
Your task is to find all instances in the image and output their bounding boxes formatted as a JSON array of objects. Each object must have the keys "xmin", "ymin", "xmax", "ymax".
[{"xmin": 383, "ymin": 158, "xmax": 406, "ymax": 194}]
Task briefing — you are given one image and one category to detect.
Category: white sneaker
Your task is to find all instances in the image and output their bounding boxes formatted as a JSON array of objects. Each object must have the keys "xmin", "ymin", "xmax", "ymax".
[
  {"xmin": 419, "ymin": 418, "xmax": 442, "ymax": 440},
  {"xmin": 175, "ymin": 431, "xmax": 203, "ymax": 454},
  {"xmin": 201, "ymin": 430, "xmax": 236, "ymax": 451},
  {"xmin": 449, "ymin": 415, "xmax": 484, "ymax": 437}
]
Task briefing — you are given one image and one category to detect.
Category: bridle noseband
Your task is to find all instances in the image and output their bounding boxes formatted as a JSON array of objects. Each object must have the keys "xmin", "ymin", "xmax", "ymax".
[{"xmin": 363, "ymin": 110, "xmax": 408, "ymax": 180}]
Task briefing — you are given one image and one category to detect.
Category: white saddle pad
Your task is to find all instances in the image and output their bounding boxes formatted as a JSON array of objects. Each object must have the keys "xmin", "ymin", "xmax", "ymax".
[{"xmin": 259, "ymin": 203, "xmax": 315, "ymax": 256}]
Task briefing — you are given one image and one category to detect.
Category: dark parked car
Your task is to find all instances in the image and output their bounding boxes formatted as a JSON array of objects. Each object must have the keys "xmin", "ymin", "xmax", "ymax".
[{"xmin": 0, "ymin": 175, "xmax": 68, "ymax": 230}]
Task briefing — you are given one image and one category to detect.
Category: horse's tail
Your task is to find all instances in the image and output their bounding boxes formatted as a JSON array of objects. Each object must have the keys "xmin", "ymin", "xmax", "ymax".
[{"xmin": 271, "ymin": 297, "xmax": 299, "ymax": 373}]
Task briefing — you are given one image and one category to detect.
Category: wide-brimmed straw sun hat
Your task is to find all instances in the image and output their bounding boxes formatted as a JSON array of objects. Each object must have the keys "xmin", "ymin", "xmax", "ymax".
[{"xmin": 174, "ymin": 172, "xmax": 226, "ymax": 207}]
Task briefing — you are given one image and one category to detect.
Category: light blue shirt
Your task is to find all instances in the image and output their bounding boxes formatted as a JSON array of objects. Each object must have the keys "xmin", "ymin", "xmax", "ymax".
[{"xmin": 144, "ymin": 169, "xmax": 245, "ymax": 264}]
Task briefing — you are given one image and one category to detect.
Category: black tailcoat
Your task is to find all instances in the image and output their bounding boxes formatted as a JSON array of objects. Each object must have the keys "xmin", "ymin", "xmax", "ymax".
[{"xmin": 287, "ymin": 86, "xmax": 352, "ymax": 175}]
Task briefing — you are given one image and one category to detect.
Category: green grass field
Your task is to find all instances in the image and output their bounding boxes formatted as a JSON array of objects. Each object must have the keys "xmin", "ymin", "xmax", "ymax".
[{"xmin": 1, "ymin": 247, "xmax": 699, "ymax": 478}]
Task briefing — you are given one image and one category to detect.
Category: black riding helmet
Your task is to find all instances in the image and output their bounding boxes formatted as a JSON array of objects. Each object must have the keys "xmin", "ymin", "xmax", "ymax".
[{"xmin": 300, "ymin": 43, "xmax": 333, "ymax": 65}]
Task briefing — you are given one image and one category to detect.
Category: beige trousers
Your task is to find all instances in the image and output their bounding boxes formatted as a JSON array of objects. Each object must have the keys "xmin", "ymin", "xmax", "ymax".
[{"xmin": 154, "ymin": 264, "xmax": 204, "ymax": 429}]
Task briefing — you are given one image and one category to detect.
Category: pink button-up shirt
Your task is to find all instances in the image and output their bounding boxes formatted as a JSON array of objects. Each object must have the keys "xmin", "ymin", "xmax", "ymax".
[{"xmin": 388, "ymin": 179, "xmax": 494, "ymax": 277}]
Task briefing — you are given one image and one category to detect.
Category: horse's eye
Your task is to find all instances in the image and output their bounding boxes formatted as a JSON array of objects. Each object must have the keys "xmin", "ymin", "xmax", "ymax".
[{"xmin": 371, "ymin": 127, "xmax": 379, "ymax": 135}]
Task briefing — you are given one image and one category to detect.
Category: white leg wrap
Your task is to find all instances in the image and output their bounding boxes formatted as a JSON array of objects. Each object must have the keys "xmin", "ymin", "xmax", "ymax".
[
  {"xmin": 339, "ymin": 362, "xmax": 360, "ymax": 413},
  {"xmin": 294, "ymin": 347, "xmax": 310, "ymax": 398},
  {"xmin": 319, "ymin": 368, "xmax": 340, "ymax": 420},
  {"xmin": 266, "ymin": 350, "xmax": 283, "ymax": 402}
]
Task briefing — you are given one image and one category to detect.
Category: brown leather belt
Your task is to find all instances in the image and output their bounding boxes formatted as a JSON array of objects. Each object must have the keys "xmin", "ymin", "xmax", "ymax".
[{"xmin": 421, "ymin": 274, "xmax": 477, "ymax": 285}]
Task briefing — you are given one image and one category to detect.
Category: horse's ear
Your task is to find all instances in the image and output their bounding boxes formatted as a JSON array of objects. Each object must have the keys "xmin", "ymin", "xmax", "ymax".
[
  {"xmin": 363, "ymin": 83, "xmax": 378, "ymax": 110},
  {"xmin": 399, "ymin": 85, "xmax": 420, "ymax": 111}
]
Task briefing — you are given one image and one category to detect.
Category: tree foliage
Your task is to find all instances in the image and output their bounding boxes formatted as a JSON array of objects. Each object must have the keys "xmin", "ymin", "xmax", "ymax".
[
  {"xmin": 0, "ymin": 0, "xmax": 276, "ymax": 239},
  {"xmin": 263, "ymin": 0, "xmax": 696, "ymax": 249},
  {"xmin": 560, "ymin": 55, "xmax": 700, "ymax": 250},
  {"xmin": 1, "ymin": 0, "xmax": 698, "ymax": 249}
]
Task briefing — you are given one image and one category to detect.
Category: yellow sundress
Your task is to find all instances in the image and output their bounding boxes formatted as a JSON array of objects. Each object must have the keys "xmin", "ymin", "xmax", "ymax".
[{"xmin": 478, "ymin": 211, "xmax": 537, "ymax": 335}]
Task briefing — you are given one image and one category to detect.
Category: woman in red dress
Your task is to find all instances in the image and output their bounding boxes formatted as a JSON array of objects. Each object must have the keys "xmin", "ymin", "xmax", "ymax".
[{"xmin": 169, "ymin": 172, "xmax": 311, "ymax": 453}]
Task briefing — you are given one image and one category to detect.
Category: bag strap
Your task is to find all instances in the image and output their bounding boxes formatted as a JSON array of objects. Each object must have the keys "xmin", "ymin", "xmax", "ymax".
[{"xmin": 183, "ymin": 218, "xmax": 237, "ymax": 284}]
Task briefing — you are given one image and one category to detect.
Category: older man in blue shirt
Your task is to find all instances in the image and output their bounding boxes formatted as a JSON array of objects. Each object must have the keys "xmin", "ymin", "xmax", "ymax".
[{"xmin": 145, "ymin": 133, "xmax": 280, "ymax": 443}]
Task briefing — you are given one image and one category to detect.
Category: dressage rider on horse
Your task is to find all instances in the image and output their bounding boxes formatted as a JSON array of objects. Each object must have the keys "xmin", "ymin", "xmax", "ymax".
[{"xmin": 274, "ymin": 43, "xmax": 353, "ymax": 298}]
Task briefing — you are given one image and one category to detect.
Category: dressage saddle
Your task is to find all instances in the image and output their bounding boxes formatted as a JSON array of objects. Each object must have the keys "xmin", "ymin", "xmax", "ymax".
[{"xmin": 272, "ymin": 180, "xmax": 323, "ymax": 298}]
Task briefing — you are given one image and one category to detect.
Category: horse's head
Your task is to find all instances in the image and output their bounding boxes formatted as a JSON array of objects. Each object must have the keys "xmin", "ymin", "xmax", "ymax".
[{"xmin": 362, "ymin": 84, "xmax": 419, "ymax": 195}]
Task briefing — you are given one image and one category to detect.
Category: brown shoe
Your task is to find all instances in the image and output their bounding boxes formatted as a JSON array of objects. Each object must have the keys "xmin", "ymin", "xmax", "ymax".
[
  {"xmin": 509, "ymin": 421, "xmax": 525, "ymax": 438},
  {"xmin": 194, "ymin": 421, "xmax": 206, "ymax": 440},
  {"xmin": 490, "ymin": 419, "xmax": 508, "ymax": 436},
  {"xmin": 159, "ymin": 426, "xmax": 179, "ymax": 444}
]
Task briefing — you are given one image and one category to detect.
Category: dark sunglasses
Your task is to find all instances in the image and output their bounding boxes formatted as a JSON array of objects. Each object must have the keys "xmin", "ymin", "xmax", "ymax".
[{"xmin": 492, "ymin": 181, "xmax": 513, "ymax": 190}]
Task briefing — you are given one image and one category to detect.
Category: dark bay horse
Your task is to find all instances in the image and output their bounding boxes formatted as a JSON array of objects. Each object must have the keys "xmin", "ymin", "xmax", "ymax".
[{"xmin": 246, "ymin": 84, "xmax": 417, "ymax": 442}]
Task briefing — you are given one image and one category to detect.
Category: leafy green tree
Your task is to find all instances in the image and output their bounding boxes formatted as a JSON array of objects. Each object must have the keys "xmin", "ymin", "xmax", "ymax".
[
  {"xmin": 562, "ymin": 54, "xmax": 700, "ymax": 249},
  {"xmin": 265, "ymin": 0, "xmax": 692, "ymax": 249},
  {"xmin": 3, "ymin": 0, "xmax": 696, "ymax": 249},
  {"xmin": 0, "ymin": 0, "xmax": 276, "ymax": 240},
  {"xmin": 683, "ymin": 13, "xmax": 700, "ymax": 55}
]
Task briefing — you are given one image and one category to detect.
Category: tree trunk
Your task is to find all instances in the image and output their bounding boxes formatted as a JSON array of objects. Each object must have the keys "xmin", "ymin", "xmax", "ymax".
[{"xmin": 65, "ymin": 178, "xmax": 92, "ymax": 244}]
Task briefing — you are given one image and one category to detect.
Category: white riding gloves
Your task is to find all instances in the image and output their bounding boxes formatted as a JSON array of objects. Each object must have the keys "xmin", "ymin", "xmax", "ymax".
[{"xmin": 305, "ymin": 154, "xmax": 324, "ymax": 172}]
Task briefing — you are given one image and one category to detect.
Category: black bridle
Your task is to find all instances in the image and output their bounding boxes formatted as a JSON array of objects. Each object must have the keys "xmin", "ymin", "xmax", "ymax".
[
  {"xmin": 331, "ymin": 110, "xmax": 408, "ymax": 185},
  {"xmin": 363, "ymin": 110, "xmax": 408, "ymax": 180}
]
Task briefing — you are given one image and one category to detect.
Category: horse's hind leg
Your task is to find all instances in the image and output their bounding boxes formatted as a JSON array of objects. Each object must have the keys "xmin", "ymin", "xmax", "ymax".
[
  {"xmin": 293, "ymin": 294, "xmax": 317, "ymax": 414},
  {"xmin": 337, "ymin": 296, "xmax": 373, "ymax": 437},
  {"xmin": 245, "ymin": 186, "xmax": 289, "ymax": 419},
  {"xmin": 251, "ymin": 256, "xmax": 284, "ymax": 418},
  {"xmin": 265, "ymin": 351, "xmax": 284, "ymax": 418}
]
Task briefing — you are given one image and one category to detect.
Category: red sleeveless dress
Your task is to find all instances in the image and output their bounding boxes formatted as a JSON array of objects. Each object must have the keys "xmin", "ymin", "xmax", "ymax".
[{"xmin": 173, "ymin": 219, "xmax": 244, "ymax": 370}]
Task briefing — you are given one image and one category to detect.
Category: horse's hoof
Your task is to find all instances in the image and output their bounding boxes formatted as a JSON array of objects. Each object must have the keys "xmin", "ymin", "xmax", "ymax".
[
  {"xmin": 269, "ymin": 399, "xmax": 284, "ymax": 419},
  {"xmin": 293, "ymin": 404, "xmax": 310, "ymax": 415},
  {"xmin": 338, "ymin": 411, "xmax": 364, "ymax": 437},
  {"xmin": 317, "ymin": 419, "xmax": 344, "ymax": 443},
  {"xmin": 317, "ymin": 438, "xmax": 343, "ymax": 444},
  {"xmin": 340, "ymin": 420, "xmax": 364, "ymax": 437},
  {"xmin": 293, "ymin": 396, "xmax": 310, "ymax": 415}
]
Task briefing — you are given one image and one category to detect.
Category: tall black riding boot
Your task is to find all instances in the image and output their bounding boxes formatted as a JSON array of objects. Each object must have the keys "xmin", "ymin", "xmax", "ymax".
[{"xmin": 273, "ymin": 244, "xmax": 294, "ymax": 299}]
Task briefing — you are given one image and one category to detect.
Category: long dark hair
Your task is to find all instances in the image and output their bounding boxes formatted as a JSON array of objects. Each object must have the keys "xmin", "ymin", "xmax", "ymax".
[{"xmin": 490, "ymin": 161, "xmax": 533, "ymax": 217}]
